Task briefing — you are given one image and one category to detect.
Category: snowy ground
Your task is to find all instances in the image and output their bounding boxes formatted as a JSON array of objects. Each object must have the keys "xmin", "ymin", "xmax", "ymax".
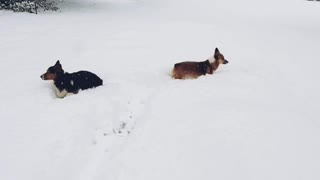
[{"xmin": 1, "ymin": 0, "xmax": 320, "ymax": 179}]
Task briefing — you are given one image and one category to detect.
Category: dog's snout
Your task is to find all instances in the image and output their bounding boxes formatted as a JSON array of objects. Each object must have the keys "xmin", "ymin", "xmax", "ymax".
[
  {"xmin": 224, "ymin": 60, "xmax": 229, "ymax": 64},
  {"xmin": 40, "ymin": 75, "xmax": 44, "ymax": 80}
]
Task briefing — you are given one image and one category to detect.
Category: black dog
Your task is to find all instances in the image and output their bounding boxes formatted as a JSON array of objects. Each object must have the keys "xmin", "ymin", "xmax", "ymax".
[{"xmin": 41, "ymin": 60, "xmax": 103, "ymax": 98}]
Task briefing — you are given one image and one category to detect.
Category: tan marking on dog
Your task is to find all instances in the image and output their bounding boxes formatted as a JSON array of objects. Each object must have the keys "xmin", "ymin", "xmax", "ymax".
[{"xmin": 42, "ymin": 71, "xmax": 56, "ymax": 80}]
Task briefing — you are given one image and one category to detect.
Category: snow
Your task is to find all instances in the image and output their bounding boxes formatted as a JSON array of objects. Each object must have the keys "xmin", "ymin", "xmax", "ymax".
[{"xmin": 1, "ymin": 0, "xmax": 320, "ymax": 179}]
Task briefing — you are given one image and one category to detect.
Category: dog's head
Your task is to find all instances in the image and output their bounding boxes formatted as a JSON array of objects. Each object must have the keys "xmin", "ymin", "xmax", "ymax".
[
  {"xmin": 214, "ymin": 48, "xmax": 229, "ymax": 65},
  {"xmin": 40, "ymin": 60, "xmax": 64, "ymax": 80}
]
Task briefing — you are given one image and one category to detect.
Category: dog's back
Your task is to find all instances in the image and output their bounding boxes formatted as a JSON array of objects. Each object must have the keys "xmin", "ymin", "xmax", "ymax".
[
  {"xmin": 172, "ymin": 60, "xmax": 211, "ymax": 79},
  {"xmin": 71, "ymin": 71, "xmax": 103, "ymax": 90},
  {"xmin": 54, "ymin": 71, "xmax": 103, "ymax": 94}
]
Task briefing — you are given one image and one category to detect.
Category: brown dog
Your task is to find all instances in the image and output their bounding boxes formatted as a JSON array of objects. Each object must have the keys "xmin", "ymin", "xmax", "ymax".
[{"xmin": 172, "ymin": 48, "xmax": 228, "ymax": 79}]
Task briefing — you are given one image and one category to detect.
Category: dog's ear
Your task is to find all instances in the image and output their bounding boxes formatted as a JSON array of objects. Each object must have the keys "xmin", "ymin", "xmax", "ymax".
[
  {"xmin": 55, "ymin": 60, "xmax": 60, "ymax": 66},
  {"xmin": 214, "ymin": 48, "xmax": 220, "ymax": 58},
  {"xmin": 55, "ymin": 60, "xmax": 62, "ymax": 68},
  {"xmin": 54, "ymin": 60, "xmax": 63, "ymax": 72}
]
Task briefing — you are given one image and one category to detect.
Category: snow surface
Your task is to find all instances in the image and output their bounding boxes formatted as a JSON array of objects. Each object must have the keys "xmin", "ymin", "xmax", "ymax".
[{"xmin": 1, "ymin": 0, "xmax": 320, "ymax": 179}]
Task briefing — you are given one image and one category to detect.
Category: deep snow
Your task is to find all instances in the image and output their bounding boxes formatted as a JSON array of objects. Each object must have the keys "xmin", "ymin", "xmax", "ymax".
[{"xmin": 1, "ymin": 0, "xmax": 320, "ymax": 179}]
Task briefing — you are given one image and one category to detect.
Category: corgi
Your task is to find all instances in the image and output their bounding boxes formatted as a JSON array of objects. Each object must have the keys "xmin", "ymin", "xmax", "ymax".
[
  {"xmin": 172, "ymin": 48, "xmax": 229, "ymax": 79},
  {"xmin": 41, "ymin": 60, "xmax": 103, "ymax": 98}
]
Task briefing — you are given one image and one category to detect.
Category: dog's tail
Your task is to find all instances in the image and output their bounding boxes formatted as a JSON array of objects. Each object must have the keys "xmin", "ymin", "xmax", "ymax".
[
  {"xmin": 98, "ymin": 78, "xmax": 103, "ymax": 86},
  {"xmin": 171, "ymin": 67, "xmax": 179, "ymax": 79}
]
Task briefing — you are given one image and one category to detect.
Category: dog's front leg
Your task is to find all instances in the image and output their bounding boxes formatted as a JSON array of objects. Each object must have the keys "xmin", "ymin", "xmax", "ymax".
[{"xmin": 54, "ymin": 87, "xmax": 68, "ymax": 98}]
